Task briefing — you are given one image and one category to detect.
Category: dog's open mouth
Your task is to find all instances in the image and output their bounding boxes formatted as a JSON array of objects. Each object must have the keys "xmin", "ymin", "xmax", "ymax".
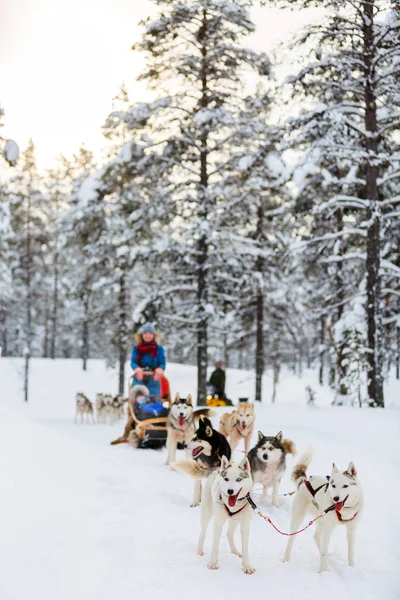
[
  {"xmin": 241, "ymin": 422, "xmax": 246, "ymax": 430},
  {"xmin": 334, "ymin": 495, "xmax": 349, "ymax": 512},
  {"xmin": 178, "ymin": 416, "xmax": 186, "ymax": 427},
  {"xmin": 228, "ymin": 489, "xmax": 242, "ymax": 507},
  {"xmin": 192, "ymin": 446, "xmax": 203, "ymax": 458}
]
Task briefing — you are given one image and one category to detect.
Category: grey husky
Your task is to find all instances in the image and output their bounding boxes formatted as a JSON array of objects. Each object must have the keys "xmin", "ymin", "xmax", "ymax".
[{"xmin": 248, "ymin": 431, "xmax": 296, "ymax": 507}]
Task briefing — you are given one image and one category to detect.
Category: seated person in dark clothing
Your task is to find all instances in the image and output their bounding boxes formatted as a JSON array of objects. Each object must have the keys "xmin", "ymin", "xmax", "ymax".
[{"xmin": 209, "ymin": 362, "xmax": 226, "ymax": 397}]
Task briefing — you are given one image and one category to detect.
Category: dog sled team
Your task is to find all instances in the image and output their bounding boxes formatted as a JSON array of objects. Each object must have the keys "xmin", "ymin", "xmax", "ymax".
[
  {"xmin": 76, "ymin": 322, "xmax": 364, "ymax": 576},
  {"xmin": 75, "ymin": 392, "xmax": 126, "ymax": 424}
]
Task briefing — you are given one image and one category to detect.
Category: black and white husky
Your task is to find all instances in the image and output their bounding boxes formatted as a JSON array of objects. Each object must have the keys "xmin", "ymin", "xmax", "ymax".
[
  {"xmin": 248, "ymin": 431, "xmax": 296, "ymax": 507},
  {"xmin": 176, "ymin": 455, "xmax": 255, "ymax": 574},
  {"xmin": 177, "ymin": 417, "xmax": 231, "ymax": 507},
  {"xmin": 166, "ymin": 396, "xmax": 215, "ymax": 468},
  {"xmin": 284, "ymin": 448, "xmax": 363, "ymax": 572}
]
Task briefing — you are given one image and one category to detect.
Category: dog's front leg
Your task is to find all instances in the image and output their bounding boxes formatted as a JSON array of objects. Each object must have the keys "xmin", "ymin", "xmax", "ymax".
[
  {"xmin": 208, "ymin": 508, "xmax": 225, "ymax": 570},
  {"xmin": 319, "ymin": 521, "xmax": 335, "ymax": 573},
  {"xmin": 165, "ymin": 435, "xmax": 176, "ymax": 468},
  {"xmin": 227, "ymin": 520, "xmax": 241, "ymax": 557},
  {"xmin": 197, "ymin": 500, "xmax": 213, "ymax": 556},
  {"xmin": 347, "ymin": 524, "xmax": 356, "ymax": 567},
  {"xmin": 272, "ymin": 478, "xmax": 281, "ymax": 508},
  {"xmin": 191, "ymin": 480, "xmax": 202, "ymax": 507},
  {"xmin": 240, "ymin": 516, "xmax": 255, "ymax": 574}
]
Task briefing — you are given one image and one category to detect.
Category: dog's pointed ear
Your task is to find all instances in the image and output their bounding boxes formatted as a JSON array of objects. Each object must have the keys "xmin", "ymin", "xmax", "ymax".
[
  {"xmin": 205, "ymin": 424, "xmax": 213, "ymax": 437},
  {"xmin": 174, "ymin": 393, "xmax": 180, "ymax": 404},
  {"xmin": 257, "ymin": 431, "xmax": 265, "ymax": 443},
  {"xmin": 186, "ymin": 394, "xmax": 192, "ymax": 405},
  {"xmin": 221, "ymin": 455, "xmax": 231, "ymax": 470},
  {"xmin": 332, "ymin": 463, "xmax": 339, "ymax": 474},
  {"xmin": 239, "ymin": 456, "xmax": 251, "ymax": 472},
  {"xmin": 346, "ymin": 462, "xmax": 357, "ymax": 478},
  {"xmin": 275, "ymin": 431, "xmax": 283, "ymax": 442}
]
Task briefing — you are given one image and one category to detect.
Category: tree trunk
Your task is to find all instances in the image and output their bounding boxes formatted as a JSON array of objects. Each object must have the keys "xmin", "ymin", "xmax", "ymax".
[
  {"xmin": 24, "ymin": 348, "xmax": 30, "ymax": 402},
  {"xmin": 363, "ymin": 0, "xmax": 384, "ymax": 407},
  {"xmin": 255, "ymin": 203, "xmax": 265, "ymax": 402},
  {"xmin": 319, "ymin": 315, "xmax": 325, "ymax": 385},
  {"xmin": 255, "ymin": 292, "xmax": 264, "ymax": 401},
  {"xmin": 26, "ymin": 191, "xmax": 33, "ymax": 353},
  {"xmin": 0, "ymin": 310, "xmax": 7, "ymax": 356},
  {"xmin": 118, "ymin": 271, "xmax": 127, "ymax": 396},
  {"xmin": 396, "ymin": 326, "xmax": 400, "ymax": 380},
  {"xmin": 50, "ymin": 251, "xmax": 59, "ymax": 359},
  {"xmin": 197, "ymin": 10, "xmax": 209, "ymax": 406},
  {"xmin": 271, "ymin": 362, "xmax": 280, "ymax": 404},
  {"xmin": 82, "ymin": 293, "xmax": 90, "ymax": 371},
  {"xmin": 43, "ymin": 292, "xmax": 49, "ymax": 357}
]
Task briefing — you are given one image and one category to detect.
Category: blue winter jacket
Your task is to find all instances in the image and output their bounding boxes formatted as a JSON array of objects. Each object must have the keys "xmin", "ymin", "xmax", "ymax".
[{"xmin": 131, "ymin": 343, "xmax": 166, "ymax": 371}]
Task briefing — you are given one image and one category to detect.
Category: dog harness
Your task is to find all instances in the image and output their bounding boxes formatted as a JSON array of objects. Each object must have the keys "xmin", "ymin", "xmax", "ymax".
[
  {"xmin": 220, "ymin": 492, "xmax": 251, "ymax": 517},
  {"xmin": 302, "ymin": 478, "xmax": 359, "ymax": 522}
]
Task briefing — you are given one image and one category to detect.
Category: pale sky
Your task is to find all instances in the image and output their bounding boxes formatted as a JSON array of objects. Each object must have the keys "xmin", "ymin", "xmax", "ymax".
[{"xmin": 0, "ymin": 0, "xmax": 320, "ymax": 171}]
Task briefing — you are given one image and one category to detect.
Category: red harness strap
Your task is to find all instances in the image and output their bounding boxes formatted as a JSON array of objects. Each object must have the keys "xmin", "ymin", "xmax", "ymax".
[
  {"xmin": 220, "ymin": 495, "xmax": 249, "ymax": 517},
  {"xmin": 336, "ymin": 508, "xmax": 359, "ymax": 522}
]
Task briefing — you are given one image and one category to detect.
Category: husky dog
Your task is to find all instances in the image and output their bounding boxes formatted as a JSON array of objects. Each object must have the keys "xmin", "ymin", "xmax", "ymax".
[
  {"xmin": 95, "ymin": 393, "xmax": 106, "ymax": 423},
  {"xmin": 248, "ymin": 431, "xmax": 296, "ymax": 507},
  {"xmin": 183, "ymin": 417, "xmax": 231, "ymax": 507},
  {"xmin": 283, "ymin": 449, "xmax": 363, "ymax": 572},
  {"xmin": 112, "ymin": 395, "xmax": 125, "ymax": 422},
  {"xmin": 219, "ymin": 402, "xmax": 255, "ymax": 454},
  {"xmin": 75, "ymin": 393, "xmax": 94, "ymax": 424},
  {"xmin": 176, "ymin": 455, "xmax": 255, "ymax": 574},
  {"xmin": 165, "ymin": 394, "xmax": 213, "ymax": 467}
]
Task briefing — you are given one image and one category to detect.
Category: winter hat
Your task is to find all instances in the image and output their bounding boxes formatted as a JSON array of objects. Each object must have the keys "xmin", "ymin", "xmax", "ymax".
[{"xmin": 140, "ymin": 322, "xmax": 155, "ymax": 335}]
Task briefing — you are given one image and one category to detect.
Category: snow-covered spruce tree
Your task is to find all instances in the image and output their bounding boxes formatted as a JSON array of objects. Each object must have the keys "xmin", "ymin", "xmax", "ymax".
[
  {"xmin": 216, "ymin": 100, "xmax": 296, "ymax": 401},
  {"xmin": 79, "ymin": 107, "xmax": 174, "ymax": 393},
  {"xmin": 271, "ymin": 0, "xmax": 400, "ymax": 407},
  {"xmin": 132, "ymin": 0, "xmax": 271, "ymax": 403},
  {"xmin": 7, "ymin": 140, "xmax": 50, "ymax": 356},
  {"xmin": 61, "ymin": 146, "xmax": 106, "ymax": 370},
  {"xmin": 0, "ymin": 182, "xmax": 13, "ymax": 354}
]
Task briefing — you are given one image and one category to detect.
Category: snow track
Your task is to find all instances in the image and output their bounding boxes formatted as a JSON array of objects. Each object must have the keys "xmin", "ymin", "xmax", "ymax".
[{"xmin": 0, "ymin": 359, "xmax": 399, "ymax": 600}]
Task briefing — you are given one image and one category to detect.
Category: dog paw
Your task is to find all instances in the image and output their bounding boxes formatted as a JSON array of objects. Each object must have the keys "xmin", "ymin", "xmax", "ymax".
[
  {"xmin": 207, "ymin": 562, "xmax": 219, "ymax": 570},
  {"xmin": 231, "ymin": 550, "xmax": 242, "ymax": 558},
  {"xmin": 348, "ymin": 560, "xmax": 354, "ymax": 568},
  {"xmin": 282, "ymin": 555, "xmax": 290, "ymax": 563},
  {"xmin": 272, "ymin": 498, "xmax": 281, "ymax": 508},
  {"xmin": 169, "ymin": 466, "xmax": 177, "ymax": 472},
  {"xmin": 197, "ymin": 551, "xmax": 204, "ymax": 557},
  {"xmin": 191, "ymin": 502, "xmax": 200, "ymax": 508},
  {"xmin": 243, "ymin": 565, "xmax": 256, "ymax": 575}
]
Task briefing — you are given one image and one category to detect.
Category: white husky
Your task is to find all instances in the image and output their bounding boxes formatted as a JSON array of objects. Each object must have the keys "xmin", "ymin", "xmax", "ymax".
[
  {"xmin": 175, "ymin": 455, "xmax": 255, "ymax": 574},
  {"xmin": 284, "ymin": 449, "xmax": 363, "ymax": 572}
]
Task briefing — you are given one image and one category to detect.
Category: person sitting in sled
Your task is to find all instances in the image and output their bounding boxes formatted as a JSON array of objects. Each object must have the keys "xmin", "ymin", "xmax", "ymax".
[
  {"xmin": 110, "ymin": 323, "xmax": 167, "ymax": 446},
  {"xmin": 130, "ymin": 322, "xmax": 166, "ymax": 396}
]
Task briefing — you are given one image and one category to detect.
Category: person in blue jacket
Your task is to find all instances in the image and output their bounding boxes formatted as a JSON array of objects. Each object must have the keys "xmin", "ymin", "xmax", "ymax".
[{"xmin": 131, "ymin": 322, "xmax": 166, "ymax": 397}]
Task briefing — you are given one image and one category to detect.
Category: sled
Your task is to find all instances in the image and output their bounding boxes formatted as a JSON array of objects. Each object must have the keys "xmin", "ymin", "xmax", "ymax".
[{"xmin": 127, "ymin": 371, "xmax": 171, "ymax": 449}]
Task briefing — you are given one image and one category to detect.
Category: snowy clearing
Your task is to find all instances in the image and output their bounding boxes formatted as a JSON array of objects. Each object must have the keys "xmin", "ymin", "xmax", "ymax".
[{"xmin": 0, "ymin": 358, "xmax": 399, "ymax": 600}]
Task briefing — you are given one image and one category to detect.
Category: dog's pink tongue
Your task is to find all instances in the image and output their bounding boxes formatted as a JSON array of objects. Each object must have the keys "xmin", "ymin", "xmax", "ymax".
[
  {"xmin": 228, "ymin": 492, "xmax": 239, "ymax": 507},
  {"xmin": 241, "ymin": 422, "xmax": 246, "ymax": 430},
  {"xmin": 335, "ymin": 498, "xmax": 347, "ymax": 512},
  {"xmin": 178, "ymin": 416, "xmax": 185, "ymax": 426}
]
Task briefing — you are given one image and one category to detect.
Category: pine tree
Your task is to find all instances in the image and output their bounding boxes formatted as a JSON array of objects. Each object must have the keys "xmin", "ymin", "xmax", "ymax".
[
  {"xmin": 132, "ymin": 0, "xmax": 271, "ymax": 403},
  {"xmin": 272, "ymin": 0, "xmax": 400, "ymax": 406}
]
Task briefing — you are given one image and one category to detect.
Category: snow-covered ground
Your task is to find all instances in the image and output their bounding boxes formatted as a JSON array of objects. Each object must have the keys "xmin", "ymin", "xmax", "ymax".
[{"xmin": 0, "ymin": 358, "xmax": 399, "ymax": 600}]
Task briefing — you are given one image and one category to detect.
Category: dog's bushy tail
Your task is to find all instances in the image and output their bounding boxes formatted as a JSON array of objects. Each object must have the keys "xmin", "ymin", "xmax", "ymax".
[
  {"xmin": 283, "ymin": 438, "xmax": 297, "ymax": 456},
  {"xmin": 193, "ymin": 408, "xmax": 216, "ymax": 421},
  {"xmin": 291, "ymin": 447, "xmax": 313, "ymax": 484},
  {"xmin": 173, "ymin": 459, "xmax": 213, "ymax": 480}
]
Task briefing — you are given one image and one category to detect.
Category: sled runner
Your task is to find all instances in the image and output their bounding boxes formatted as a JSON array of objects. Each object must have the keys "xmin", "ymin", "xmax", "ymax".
[{"xmin": 126, "ymin": 371, "xmax": 171, "ymax": 449}]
